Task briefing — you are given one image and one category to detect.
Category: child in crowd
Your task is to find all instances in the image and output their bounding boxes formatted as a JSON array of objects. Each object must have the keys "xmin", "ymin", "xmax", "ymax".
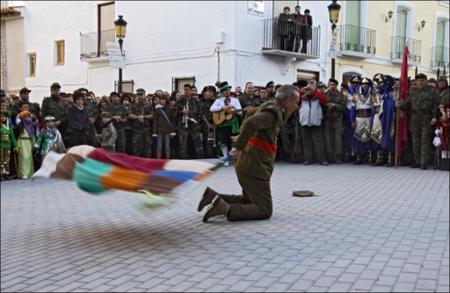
[
  {"xmin": 98, "ymin": 112, "xmax": 117, "ymax": 152},
  {"xmin": 0, "ymin": 110, "xmax": 18, "ymax": 180},
  {"xmin": 33, "ymin": 116, "xmax": 66, "ymax": 164},
  {"xmin": 16, "ymin": 110, "xmax": 39, "ymax": 179},
  {"xmin": 153, "ymin": 95, "xmax": 176, "ymax": 159}
]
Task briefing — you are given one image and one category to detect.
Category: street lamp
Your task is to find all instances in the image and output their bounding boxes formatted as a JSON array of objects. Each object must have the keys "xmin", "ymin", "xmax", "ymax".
[
  {"xmin": 328, "ymin": 0, "xmax": 341, "ymax": 80},
  {"xmin": 114, "ymin": 15, "xmax": 127, "ymax": 94}
]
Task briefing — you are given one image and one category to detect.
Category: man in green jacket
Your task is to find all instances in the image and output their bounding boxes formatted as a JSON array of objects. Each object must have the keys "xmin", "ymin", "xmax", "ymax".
[{"xmin": 198, "ymin": 85, "xmax": 300, "ymax": 222}]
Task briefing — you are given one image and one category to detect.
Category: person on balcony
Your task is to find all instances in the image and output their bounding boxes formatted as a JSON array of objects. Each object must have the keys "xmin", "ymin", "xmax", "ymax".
[
  {"xmin": 301, "ymin": 9, "xmax": 313, "ymax": 54},
  {"xmin": 277, "ymin": 6, "xmax": 295, "ymax": 51},
  {"xmin": 292, "ymin": 5, "xmax": 306, "ymax": 53}
]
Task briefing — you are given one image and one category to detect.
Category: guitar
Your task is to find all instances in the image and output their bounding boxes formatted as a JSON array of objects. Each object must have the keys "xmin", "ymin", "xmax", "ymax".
[{"xmin": 213, "ymin": 106, "xmax": 234, "ymax": 125}]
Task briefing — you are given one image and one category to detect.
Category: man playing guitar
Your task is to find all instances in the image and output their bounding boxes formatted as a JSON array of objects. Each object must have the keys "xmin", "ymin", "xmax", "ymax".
[{"xmin": 210, "ymin": 81, "xmax": 242, "ymax": 166}]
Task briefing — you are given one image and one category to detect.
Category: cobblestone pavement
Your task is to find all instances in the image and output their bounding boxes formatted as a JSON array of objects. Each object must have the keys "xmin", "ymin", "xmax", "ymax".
[{"xmin": 1, "ymin": 163, "xmax": 449, "ymax": 292}]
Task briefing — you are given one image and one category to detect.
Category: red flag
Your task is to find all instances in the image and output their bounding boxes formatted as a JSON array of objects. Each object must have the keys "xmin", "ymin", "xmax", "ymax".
[{"xmin": 396, "ymin": 46, "xmax": 409, "ymax": 158}]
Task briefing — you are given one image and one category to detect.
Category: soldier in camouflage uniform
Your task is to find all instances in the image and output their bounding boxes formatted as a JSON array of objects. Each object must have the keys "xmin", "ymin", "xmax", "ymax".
[
  {"xmin": 399, "ymin": 74, "xmax": 441, "ymax": 170},
  {"xmin": 80, "ymin": 88, "xmax": 98, "ymax": 147},
  {"xmin": 176, "ymin": 84, "xmax": 204, "ymax": 159},
  {"xmin": 200, "ymin": 86, "xmax": 217, "ymax": 158},
  {"xmin": 324, "ymin": 78, "xmax": 346, "ymax": 163},
  {"xmin": 41, "ymin": 83, "xmax": 68, "ymax": 143},
  {"xmin": 128, "ymin": 88, "xmax": 153, "ymax": 158},
  {"xmin": 109, "ymin": 92, "xmax": 128, "ymax": 153}
]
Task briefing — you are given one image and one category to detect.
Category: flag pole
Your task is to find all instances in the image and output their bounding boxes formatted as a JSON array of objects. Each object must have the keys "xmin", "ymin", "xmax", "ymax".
[{"xmin": 395, "ymin": 98, "xmax": 400, "ymax": 168}]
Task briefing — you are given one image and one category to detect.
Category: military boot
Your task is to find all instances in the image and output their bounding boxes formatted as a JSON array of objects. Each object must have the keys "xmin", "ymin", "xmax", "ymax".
[
  {"xmin": 386, "ymin": 152, "xmax": 394, "ymax": 167},
  {"xmin": 198, "ymin": 187, "xmax": 221, "ymax": 212},
  {"xmin": 202, "ymin": 195, "xmax": 230, "ymax": 223}
]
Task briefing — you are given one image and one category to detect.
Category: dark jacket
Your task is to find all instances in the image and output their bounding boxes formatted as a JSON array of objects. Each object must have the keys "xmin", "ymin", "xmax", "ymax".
[
  {"xmin": 66, "ymin": 105, "xmax": 89, "ymax": 146},
  {"xmin": 278, "ymin": 13, "xmax": 295, "ymax": 36},
  {"xmin": 153, "ymin": 105, "xmax": 176, "ymax": 135}
]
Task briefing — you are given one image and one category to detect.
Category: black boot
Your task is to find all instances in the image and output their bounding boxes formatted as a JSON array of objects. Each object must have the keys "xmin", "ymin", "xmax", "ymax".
[
  {"xmin": 198, "ymin": 187, "xmax": 220, "ymax": 212},
  {"xmin": 202, "ymin": 195, "xmax": 230, "ymax": 223}
]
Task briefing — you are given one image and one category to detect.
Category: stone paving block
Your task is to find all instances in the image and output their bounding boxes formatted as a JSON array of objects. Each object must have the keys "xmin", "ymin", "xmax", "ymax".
[{"xmin": 1, "ymin": 166, "xmax": 448, "ymax": 292}]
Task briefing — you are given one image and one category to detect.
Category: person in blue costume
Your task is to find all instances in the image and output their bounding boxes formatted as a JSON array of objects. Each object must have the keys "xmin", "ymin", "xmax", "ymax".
[
  {"xmin": 379, "ymin": 75, "xmax": 398, "ymax": 167},
  {"xmin": 342, "ymin": 75, "xmax": 361, "ymax": 162}
]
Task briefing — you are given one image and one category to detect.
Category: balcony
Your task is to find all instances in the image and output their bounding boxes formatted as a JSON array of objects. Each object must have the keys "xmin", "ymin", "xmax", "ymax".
[
  {"xmin": 391, "ymin": 36, "xmax": 422, "ymax": 65},
  {"xmin": 338, "ymin": 24, "xmax": 376, "ymax": 58},
  {"xmin": 261, "ymin": 18, "xmax": 320, "ymax": 59},
  {"xmin": 431, "ymin": 46, "xmax": 449, "ymax": 69},
  {"xmin": 80, "ymin": 29, "xmax": 115, "ymax": 61}
]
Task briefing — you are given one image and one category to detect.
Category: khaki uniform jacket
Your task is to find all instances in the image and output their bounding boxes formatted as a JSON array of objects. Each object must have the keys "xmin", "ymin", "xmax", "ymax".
[
  {"xmin": 399, "ymin": 86, "xmax": 440, "ymax": 125},
  {"xmin": 41, "ymin": 95, "xmax": 67, "ymax": 123},
  {"xmin": 235, "ymin": 100, "xmax": 286, "ymax": 180}
]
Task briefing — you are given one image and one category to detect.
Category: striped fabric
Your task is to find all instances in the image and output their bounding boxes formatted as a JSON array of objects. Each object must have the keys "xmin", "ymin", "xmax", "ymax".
[{"xmin": 33, "ymin": 145, "xmax": 219, "ymax": 208}]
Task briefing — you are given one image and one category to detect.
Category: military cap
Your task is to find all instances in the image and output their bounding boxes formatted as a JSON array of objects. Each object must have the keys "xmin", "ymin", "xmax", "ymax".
[
  {"xmin": 328, "ymin": 78, "xmax": 339, "ymax": 85},
  {"xmin": 19, "ymin": 87, "xmax": 31, "ymax": 94},
  {"xmin": 415, "ymin": 73, "xmax": 428, "ymax": 80},
  {"xmin": 50, "ymin": 82, "xmax": 61, "ymax": 89},
  {"xmin": 44, "ymin": 115, "xmax": 56, "ymax": 122},
  {"xmin": 136, "ymin": 88, "xmax": 146, "ymax": 95},
  {"xmin": 101, "ymin": 111, "xmax": 112, "ymax": 119},
  {"xmin": 292, "ymin": 190, "xmax": 314, "ymax": 197}
]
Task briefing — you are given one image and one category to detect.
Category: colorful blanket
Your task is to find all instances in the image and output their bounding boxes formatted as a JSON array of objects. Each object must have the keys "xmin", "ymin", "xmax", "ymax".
[{"xmin": 33, "ymin": 145, "xmax": 219, "ymax": 208}]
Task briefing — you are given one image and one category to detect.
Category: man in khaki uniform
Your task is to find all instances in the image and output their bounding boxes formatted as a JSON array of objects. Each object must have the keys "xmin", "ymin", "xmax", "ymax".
[{"xmin": 198, "ymin": 85, "xmax": 300, "ymax": 222}]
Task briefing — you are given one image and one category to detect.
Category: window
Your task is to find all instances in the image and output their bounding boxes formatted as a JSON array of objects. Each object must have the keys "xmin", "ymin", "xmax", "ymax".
[
  {"xmin": 273, "ymin": 1, "xmax": 298, "ymax": 18},
  {"xmin": 434, "ymin": 19, "xmax": 449, "ymax": 67},
  {"xmin": 98, "ymin": 2, "xmax": 115, "ymax": 56},
  {"xmin": 56, "ymin": 40, "xmax": 65, "ymax": 65},
  {"xmin": 296, "ymin": 69, "xmax": 319, "ymax": 82},
  {"xmin": 344, "ymin": 0, "xmax": 361, "ymax": 49},
  {"xmin": 114, "ymin": 80, "xmax": 134, "ymax": 94},
  {"xmin": 28, "ymin": 53, "xmax": 36, "ymax": 77},
  {"xmin": 172, "ymin": 77, "xmax": 196, "ymax": 92}
]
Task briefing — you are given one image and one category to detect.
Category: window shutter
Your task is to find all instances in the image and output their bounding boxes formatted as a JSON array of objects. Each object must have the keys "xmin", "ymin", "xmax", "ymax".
[
  {"xmin": 435, "ymin": 20, "xmax": 446, "ymax": 62},
  {"xmin": 345, "ymin": 0, "xmax": 361, "ymax": 51}
]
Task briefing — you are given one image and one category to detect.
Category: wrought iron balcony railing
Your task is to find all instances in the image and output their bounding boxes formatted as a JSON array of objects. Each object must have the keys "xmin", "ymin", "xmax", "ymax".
[
  {"xmin": 262, "ymin": 18, "xmax": 320, "ymax": 58},
  {"xmin": 431, "ymin": 46, "xmax": 449, "ymax": 68},
  {"xmin": 80, "ymin": 29, "xmax": 115, "ymax": 60},
  {"xmin": 339, "ymin": 24, "xmax": 376, "ymax": 56},
  {"xmin": 391, "ymin": 36, "xmax": 422, "ymax": 63}
]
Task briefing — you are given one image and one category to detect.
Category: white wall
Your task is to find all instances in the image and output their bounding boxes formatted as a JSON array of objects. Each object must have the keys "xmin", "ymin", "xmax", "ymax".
[{"xmin": 23, "ymin": 1, "xmax": 334, "ymax": 103}]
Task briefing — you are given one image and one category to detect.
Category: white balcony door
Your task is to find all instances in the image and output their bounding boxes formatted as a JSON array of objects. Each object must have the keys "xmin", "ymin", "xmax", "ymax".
[
  {"xmin": 98, "ymin": 2, "xmax": 115, "ymax": 55},
  {"xmin": 435, "ymin": 20, "xmax": 446, "ymax": 63},
  {"xmin": 395, "ymin": 9, "xmax": 407, "ymax": 53},
  {"xmin": 345, "ymin": 0, "xmax": 361, "ymax": 51}
]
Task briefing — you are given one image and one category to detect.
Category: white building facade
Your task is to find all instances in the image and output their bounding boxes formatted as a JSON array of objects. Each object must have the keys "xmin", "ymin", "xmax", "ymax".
[
  {"xmin": 4, "ymin": 1, "xmax": 448, "ymax": 103},
  {"xmin": 12, "ymin": 0, "xmax": 332, "ymax": 103}
]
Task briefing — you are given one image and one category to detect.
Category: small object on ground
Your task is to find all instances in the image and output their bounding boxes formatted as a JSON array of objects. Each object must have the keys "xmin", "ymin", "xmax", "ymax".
[{"xmin": 292, "ymin": 190, "xmax": 315, "ymax": 197}]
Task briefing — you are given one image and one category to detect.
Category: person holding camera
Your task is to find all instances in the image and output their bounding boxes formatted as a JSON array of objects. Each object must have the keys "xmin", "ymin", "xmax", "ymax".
[{"xmin": 299, "ymin": 80, "xmax": 328, "ymax": 165}]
